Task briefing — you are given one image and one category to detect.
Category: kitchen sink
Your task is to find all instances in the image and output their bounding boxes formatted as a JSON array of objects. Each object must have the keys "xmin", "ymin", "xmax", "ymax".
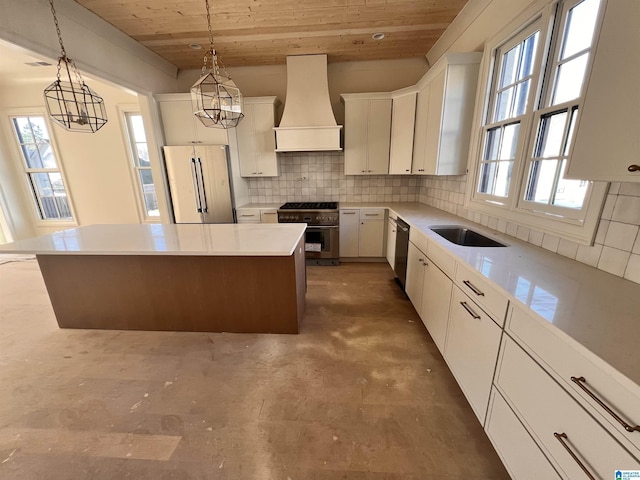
[{"xmin": 430, "ymin": 226, "xmax": 507, "ymax": 247}]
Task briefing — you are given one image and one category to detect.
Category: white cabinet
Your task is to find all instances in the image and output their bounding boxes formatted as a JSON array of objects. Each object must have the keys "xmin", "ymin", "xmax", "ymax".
[
  {"xmin": 445, "ymin": 286, "xmax": 503, "ymax": 423},
  {"xmin": 412, "ymin": 53, "xmax": 481, "ymax": 175},
  {"xmin": 339, "ymin": 209, "xmax": 360, "ymax": 257},
  {"xmin": 389, "ymin": 90, "xmax": 417, "ymax": 175},
  {"xmin": 156, "ymin": 93, "xmax": 229, "ymax": 145},
  {"xmin": 386, "ymin": 217, "xmax": 397, "ymax": 269},
  {"xmin": 405, "ymin": 241, "xmax": 426, "ymax": 310},
  {"xmin": 236, "ymin": 97, "xmax": 280, "ymax": 177},
  {"xmin": 419, "ymin": 258, "xmax": 453, "ymax": 355},
  {"xmin": 358, "ymin": 209, "xmax": 385, "ymax": 257},
  {"xmin": 260, "ymin": 209, "xmax": 278, "ymax": 223},
  {"xmin": 496, "ymin": 336, "xmax": 640, "ymax": 478},
  {"xmin": 342, "ymin": 94, "xmax": 392, "ymax": 175},
  {"xmin": 486, "ymin": 390, "xmax": 561, "ymax": 480},
  {"xmin": 566, "ymin": 0, "xmax": 640, "ymax": 182}
]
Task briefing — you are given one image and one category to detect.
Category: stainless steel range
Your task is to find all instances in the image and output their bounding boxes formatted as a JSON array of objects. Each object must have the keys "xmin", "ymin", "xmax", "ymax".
[{"xmin": 278, "ymin": 202, "xmax": 339, "ymax": 265}]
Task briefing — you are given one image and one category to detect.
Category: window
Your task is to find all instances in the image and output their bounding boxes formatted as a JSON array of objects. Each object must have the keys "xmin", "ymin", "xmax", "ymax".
[
  {"xmin": 124, "ymin": 113, "xmax": 159, "ymax": 219},
  {"xmin": 11, "ymin": 115, "xmax": 74, "ymax": 221},
  {"xmin": 470, "ymin": 0, "xmax": 606, "ymax": 242}
]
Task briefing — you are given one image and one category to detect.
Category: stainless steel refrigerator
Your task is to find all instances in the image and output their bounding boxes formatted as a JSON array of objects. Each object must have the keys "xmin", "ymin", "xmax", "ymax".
[{"xmin": 163, "ymin": 145, "xmax": 235, "ymax": 223}]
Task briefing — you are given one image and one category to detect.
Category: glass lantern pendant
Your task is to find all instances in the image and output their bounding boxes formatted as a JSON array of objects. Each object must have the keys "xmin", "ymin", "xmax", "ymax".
[
  {"xmin": 43, "ymin": 0, "xmax": 107, "ymax": 133},
  {"xmin": 191, "ymin": 0, "xmax": 243, "ymax": 129}
]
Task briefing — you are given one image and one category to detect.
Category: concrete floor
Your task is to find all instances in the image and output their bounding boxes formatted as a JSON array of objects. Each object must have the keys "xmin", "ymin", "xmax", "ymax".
[{"xmin": 0, "ymin": 258, "xmax": 509, "ymax": 479}]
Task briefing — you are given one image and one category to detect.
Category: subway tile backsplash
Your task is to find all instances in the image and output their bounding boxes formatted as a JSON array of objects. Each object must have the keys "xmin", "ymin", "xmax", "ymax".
[
  {"xmin": 246, "ymin": 152, "xmax": 419, "ymax": 203},
  {"xmin": 246, "ymin": 152, "xmax": 640, "ymax": 284}
]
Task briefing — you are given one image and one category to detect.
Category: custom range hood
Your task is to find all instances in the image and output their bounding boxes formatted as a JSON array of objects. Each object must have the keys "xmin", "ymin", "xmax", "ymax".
[{"xmin": 274, "ymin": 55, "xmax": 342, "ymax": 152}]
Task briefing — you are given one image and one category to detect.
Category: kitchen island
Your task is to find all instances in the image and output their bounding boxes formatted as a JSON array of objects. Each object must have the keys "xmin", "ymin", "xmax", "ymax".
[{"xmin": 0, "ymin": 223, "xmax": 307, "ymax": 334}]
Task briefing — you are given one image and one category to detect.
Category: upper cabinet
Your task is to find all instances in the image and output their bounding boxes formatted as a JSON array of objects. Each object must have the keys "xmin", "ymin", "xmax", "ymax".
[
  {"xmin": 566, "ymin": 0, "xmax": 640, "ymax": 182},
  {"xmin": 412, "ymin": 53, "xmax": 482, "ymax": 176},
  {"xmin": 155, "ymin": 93, "xmax": 229, "ymax": 145},
  {"xmin": 341, "ymin": 93, "xmax": 392, "ymax": 175},
  {"xmin": 389, "ymin": 89, "xmax": 417, "ymax": 175},
  {"xmin": 236, "ymin": 97, "xmax": 280, "ymax": 177}
]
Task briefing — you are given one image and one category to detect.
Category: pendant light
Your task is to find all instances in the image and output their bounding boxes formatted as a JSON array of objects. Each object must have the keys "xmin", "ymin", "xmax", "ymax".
[
  {"xmin": 191, "ymin": 0, "xmax": 244, "ymax": 129},
  {"xmin": 43, "ymin": 0, "xmax": 107, "ymax": 133}
]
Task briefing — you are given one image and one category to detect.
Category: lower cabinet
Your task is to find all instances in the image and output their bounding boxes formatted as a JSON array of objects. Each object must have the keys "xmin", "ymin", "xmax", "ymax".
[
  {"xmin": 236, "ymin": 208, "xmax": 277, "ymax": 224},
  {"xmin": 339, "ymin": 208, "xmax": 386, "ymax": 258},
  {"xmin": 419, "ymin": 258, "xmax": 452, "ymax": 355},
  {"xmin": 405, "ymin": 241, "xmax": 426, "ymax": 310},
  {"xmin": 496, "ymin": 335, "xmax": 640, "ymax": 478},
  {"xmin": 445, "ymin": 286, "xmax": 502, "ymax": 423},
  {"xmin": 260, "ymin": 209, "xmax": 278, "ymax": 223},
  {"xmin": 386, "ymin": 217, "xmax": 396, "ymax": 269},
  {"xmin": 486, "ymin": 389, "xmax": 561, "ymax": 479}
]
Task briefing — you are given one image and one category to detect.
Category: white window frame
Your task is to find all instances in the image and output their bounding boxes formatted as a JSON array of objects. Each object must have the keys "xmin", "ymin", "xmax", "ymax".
[
  {"xmin": 118, "ymin": 106, "xmax": 160, "ymax": 223},
  {"xmin": 465, "ymin": 0, "xmax": 608, "ymax": 245},
  {"xmin": 5, "ymin": 110, "xmax": 77, "ymax": 227}
]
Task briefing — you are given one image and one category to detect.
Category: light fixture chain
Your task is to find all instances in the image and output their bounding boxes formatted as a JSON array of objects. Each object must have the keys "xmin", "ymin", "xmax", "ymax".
[{"xmin": 48, "ymin": 0, "xmax": 67, "ymax": 58}]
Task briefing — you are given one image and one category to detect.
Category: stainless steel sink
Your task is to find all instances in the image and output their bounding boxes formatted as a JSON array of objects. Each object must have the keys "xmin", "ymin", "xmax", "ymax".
[{"xmin": 430, "ymin": 226, "xmax": 507, "ymax": 247}]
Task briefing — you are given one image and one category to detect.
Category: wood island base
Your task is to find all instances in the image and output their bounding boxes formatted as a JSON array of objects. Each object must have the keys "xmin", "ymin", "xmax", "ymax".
[{"xmin": 36, "ymin": 238, "xmax": 306, "ymax": 334}]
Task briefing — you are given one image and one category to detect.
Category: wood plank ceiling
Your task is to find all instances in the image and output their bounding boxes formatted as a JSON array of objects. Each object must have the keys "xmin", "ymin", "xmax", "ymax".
[{"xmin": 74, "ymin": 0, "xmax": 469, "ymax": 69}]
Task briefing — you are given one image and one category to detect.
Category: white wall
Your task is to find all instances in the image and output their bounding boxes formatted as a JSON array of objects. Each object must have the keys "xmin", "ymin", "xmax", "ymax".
[
  {"xmin": 0, "ymin": 78, "xmax": 157, "ymax": 238},
  {"xmin": 176, "ymin": 58, "xmax": 429, "ymax": 125}
]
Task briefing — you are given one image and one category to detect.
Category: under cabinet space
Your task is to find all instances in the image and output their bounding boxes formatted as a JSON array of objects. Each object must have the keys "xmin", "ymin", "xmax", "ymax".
[
  {"xmin": 486, "ymin": 389, "xmax": 561, "ymax": 480},
  {"xmin": 445, "ymin": 286, "xmax": 503, "ymax": 423},
  {"xmin": 496, "ymin": 335, "xmax": 640, "ymax": 477}
]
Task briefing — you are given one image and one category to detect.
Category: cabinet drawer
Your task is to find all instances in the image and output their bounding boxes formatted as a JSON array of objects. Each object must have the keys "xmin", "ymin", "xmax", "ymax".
[
  {"xmin": 455, "ymin": 262, "xmax": 508, "ymax": 326},
  {"xmin": 486, "ymin": 389, "xmax": 561, "ymax": 480},
  {"xmin": 359, "ymin": 208, "xmax": 385, "ymax": 219},
  {"xmin": 496, "ymin": 336, "xmax": 640, "ymax": 477},
  {"xmin": 260, "ymin": 209, "xmax": 278, "ymax": 223},
  {"xmin": 508, "ymin": 304, "xmax": 640, "ymax": 457},
  {"xmin": 445, "ymin": 286, "xmax": 502, "ymax": 423},
  {"xmin": 236, "ymin": 209, "xmax": 261, "ymax": 223}
]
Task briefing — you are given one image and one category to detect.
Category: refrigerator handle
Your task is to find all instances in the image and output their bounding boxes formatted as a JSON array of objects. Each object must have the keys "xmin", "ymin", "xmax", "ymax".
[
  {"xmin": 191, "ymin": 158, "xmax": 203, "ymax": 213},
  {"xmin": 196, "ymin": 158, "xmax": 208, "ymax": 213}
]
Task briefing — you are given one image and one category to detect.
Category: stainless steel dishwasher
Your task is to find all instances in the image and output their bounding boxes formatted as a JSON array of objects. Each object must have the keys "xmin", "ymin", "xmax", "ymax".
[{"xmin": 394, "ymin": 217, "xmax": 410, "ymax": 289}]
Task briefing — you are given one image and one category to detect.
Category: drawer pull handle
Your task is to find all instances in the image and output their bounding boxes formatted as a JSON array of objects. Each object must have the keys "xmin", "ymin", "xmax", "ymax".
[
  {"xmin": 553, "ymin": 433, "xmax": 596, "ymax": 480},
  {"xmin": 460, "ymin": 301, "xmax": 481, "ymax": 319},
  {"xmin": 364, "ymin": 213, "xmax": 379, "ymax": 216},
  {"xmin": 571, "ymin": 376, "xmax": 640, "ymax": 433},
  {"xmin": 342, "ymin": 212, "xmax": 356, "ymax": 215},
  {"xmin": 463, "ymin": 280, "xmax": 485, "ymax": 296}
]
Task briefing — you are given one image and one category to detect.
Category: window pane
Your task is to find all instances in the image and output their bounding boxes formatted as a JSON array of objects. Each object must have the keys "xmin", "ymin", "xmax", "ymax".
[
  {"xmin": 513, "ymin": 79, "xmax": 531, "ymax": 117},
  {"xmin": 526, "ymin": 159, "xmax": 559, "ymax": 203},
  {"xmin": 500, "ymin": 123, "xmax": 520, "ymax": 160},
  {"xmin": 28, "ymin": 117, "xmax": 50, "ymax": 143},
  {"xmin": 553, "ymin": 161, "xmax": 588, "ymax": 209},
  {"xmin": 500, "ymin": 44, "xmax": 521, "ymax": 88},
  {"xmin": 561, "ymin": 0, "xmax": 600, "ymax": 60},
  {"xmin": 478, "ymin": 161, "xmax": 513, "ymax": 197},
  {"xmin": 485, "ymin": 127, "xmax": 502, "ymax": 160},
  {"xmin": 535, "ymin": 111, "xmax": 568, "ymax": 158},
  {"xmin": 136, "ymin": 144, "xmax": 150, "ymax": 167},
  {"xmin": 138, "ymin": 169, "xmax": 159, "ymax": 217},
  {"xmin": 518, "ymin": 32, "xmax": 539, "ymax": 79},
  {"xmin": 495, "ymin": 87, "xmax": 514, "ymax": 122},
  {"xmin": 31, "ymin": 173, "xmax": 72, "ymax": 220},
  {"xmin": 21, "ymin": 143, "xmax": 42, "ymax": 169},
  {"xmin": 552, "ymin": 53, "xmax": 588, "ymax": 105},
  {"xmin": 129, "ymin": 115, "xmax": 147, "ymax": 143},
  {"xmin": 563, "ymin": 107, "xmax": 579, "ymax": 156}
]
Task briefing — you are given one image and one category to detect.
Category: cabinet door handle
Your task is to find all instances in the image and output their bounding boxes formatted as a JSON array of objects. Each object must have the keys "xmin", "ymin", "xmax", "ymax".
[
  {"xmin": 570, "ymin": 376, "xmax": 640, "ymax": 433},
  {"xmin": 418, "ymin": 258, "xmax": 424, "ymax": 264},
  {"xmin": 628, "ymin": 165, "xmax": 640, "ymax": 172},
  {"xmin": 460, "ymin": 301, "xmax": 481, "ymax": 319},
  {"xmin": 553, "ymin": 433, "xmax": 596, "ymax": 480},
  {"xmin": 463, "ymin": 280, "xmax": 485, "ymax": 296},
  {"xmin": 405, "ymin": 169, "xmax": 409, "ymax": 172}
]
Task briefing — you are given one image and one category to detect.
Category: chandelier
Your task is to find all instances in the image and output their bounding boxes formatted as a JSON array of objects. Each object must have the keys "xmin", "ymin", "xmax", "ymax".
[
  {"xmin": 43, "ymin": 0, "xmax": 107, "ymax": 133},
  {"xmin": 191, "ymin": 0, "xmax": 244, "ymax": 129}
]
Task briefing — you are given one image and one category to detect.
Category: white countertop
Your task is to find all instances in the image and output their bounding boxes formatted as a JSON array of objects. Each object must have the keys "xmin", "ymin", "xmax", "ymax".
[
  {"xmin": 0, "ymin": 223, "xmax": 307, "ymax": 257},
  {"xmin": 340, "ymin": 202, "xmax": 640, "ymax": 388}
]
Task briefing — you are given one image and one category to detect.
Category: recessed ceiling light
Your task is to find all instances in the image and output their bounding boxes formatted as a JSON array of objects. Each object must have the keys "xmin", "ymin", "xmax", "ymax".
[
  {"xmin": 372, "ymin": 33, "xmax": 385, "ymax": 41},
  {"xmin": 189, "ymin": 43, "xmax": 202, "ymax": 50}
]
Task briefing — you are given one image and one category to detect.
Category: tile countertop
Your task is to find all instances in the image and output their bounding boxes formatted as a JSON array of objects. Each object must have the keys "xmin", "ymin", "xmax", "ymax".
[
  {"xmin": 0, "ymin": 223, "xmax": 307, "ymax": 257},
  {"xmin": 341, "ymin": 202, "xmax": 640, "ymax": 390}
]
